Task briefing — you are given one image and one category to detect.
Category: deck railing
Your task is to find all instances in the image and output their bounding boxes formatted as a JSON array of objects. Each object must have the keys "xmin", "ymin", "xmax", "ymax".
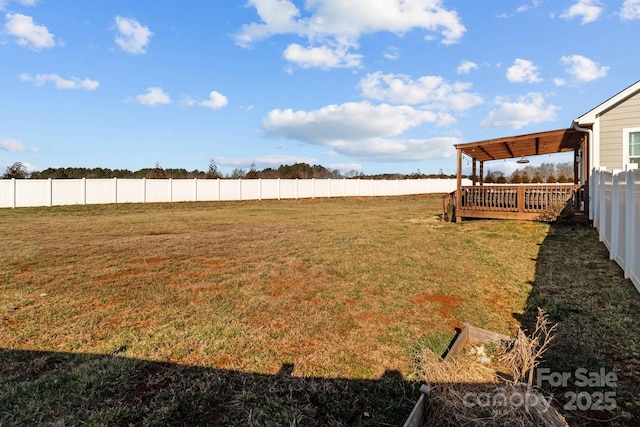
[
  {"xmin": 442, "ymin": 183, "xmax": 583, "ymax": 221},
  {"xmin": 461, "ymin": 184, "xmax": 582, "ymax": 212}
]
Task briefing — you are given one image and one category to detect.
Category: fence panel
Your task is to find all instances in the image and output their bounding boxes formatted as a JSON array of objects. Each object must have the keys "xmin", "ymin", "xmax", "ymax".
[
  {"xmin": 117, "ymin": 179, "xmax": 144, "ymax": 203},
  {"xmin": 144, "ymin": 179, "xmax": 167, "ymax": 203},
  {"xmin": 591, "ymin": 168, "xmax": 639, "ymax": 293},
  {"xmin": 52, "ymin": 179, "xmax": 85, "ymax": 206},
  {"xmin": 219, "ymin": 179, "xmax": 241, "ymax": 201},
  {"xmin": 85, "ymin": 179, "xmax": 116, "ymax": 205},
  {"xmin": 260, "ymin": 179, "xmax": 280, "ymax": 200},
  {"xmin": 276, "ymin": 179, "xmax": 296, "ymax": 199},
  {"xmin": 240, "ymin": 179, "xmax": 261, "ymax": 201},
  {"xmin": 0, "ymin": 180, "xmax": 15, "ymax": 208},
  {"xmin": 171, "ymin": 179, "xmax": 196, "ymax": 202},
  {"xmin": 313, "ymin": 179, "xmax": 330, "ymax": 198},
  {"xmin": 15, "ymin": 180, "xmax": 50, "ymax": 207},
  {"xmin": 296, "ymin": 179, "xmax": 314, "ymax": 198},
  {"xmin": 1, "ymin": 177, "xmax": 466, "ymax": 208},
  {"xmin": 611, "ymin": 174, "xmax": 627, "ymax": 269},
  {"xmin": 195, "ymin": 179, "xmax": 219, "ymax": 201},
  {"xmin": 628, "ymin": 170, "xmax": 640, "ymax": 290},
  {"xmin": 601, "ymin": 172, "xmax": 614, "ymax": 251},
  {"xmin": 343, "ymin": 179, "xmax": 361, "ymax": 196}
]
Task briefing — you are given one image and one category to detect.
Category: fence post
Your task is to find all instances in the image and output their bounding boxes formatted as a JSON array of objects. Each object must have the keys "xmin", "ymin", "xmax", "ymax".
[
  {"xmin": 12, "ymin": 178, "xmax": 16, "ymax": 209},
  {"xmin": 238, "ymin": 178, "xmax": 242, "ymax": 201},
  {"xmin": 194, "ymin": 178, "xmax": 198, "ymax": 202},
  {"xmin": 343, "ymin": 178, "xmax": 346, "ymax": 198},
  {"xmin": 598, "ymin": 171, "xmax": 606, "ymax": 240},
  {"xmin": 114, "ymin": 177, "xmax": 118, "ymax": 204},
  {"xmin": 142, "ymin": 178, "xmax": 146, "ymax": 203},
  {"xmin": 625, "ymin": 170, "xmax": 635, "ymax": 280},
  {"xmin": 611, "ymin": 173, "xmax": 620, "ymax": 261},
  {"xmin": 259, "ymin": 178, "xmax": 262, "ymax": 201},
  {"xmin": 82, "ymin": 178, "xmax": 87, "ymax": 205},
  {"xmin": 48, "ymin": 178, "xmax": 53, "ymax": 207},
  {"xmin": 217, "ymin": 178, "xmax": 221, "ymax": 201},
  {"xmin": 277, "ymin": 178, "xmax": 281, "ymax": 200},
  {"xmin": 327, "ymin": 178, "xmax": 330, "ymax": 198},
  {"xmin": 296, "ymin": 179, "xmax": 299, "ymax": 199}
]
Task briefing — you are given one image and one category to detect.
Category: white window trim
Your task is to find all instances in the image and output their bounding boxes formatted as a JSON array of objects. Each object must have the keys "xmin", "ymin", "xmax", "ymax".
[{"xmin": 622, "ymin": 127, "xmax": 640, "ymax": 169}]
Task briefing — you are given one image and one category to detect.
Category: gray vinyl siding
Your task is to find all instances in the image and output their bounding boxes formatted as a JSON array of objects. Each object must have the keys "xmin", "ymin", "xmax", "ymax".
[{"xmin": 599, "ymin": 90, "xmax": 640, "ymax": 170}]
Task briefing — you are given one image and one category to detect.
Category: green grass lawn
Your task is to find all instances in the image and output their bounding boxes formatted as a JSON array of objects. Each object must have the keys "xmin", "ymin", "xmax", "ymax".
[{"xmin": 1, "ymin": 195, "xmax": 638, "ymax": 426}]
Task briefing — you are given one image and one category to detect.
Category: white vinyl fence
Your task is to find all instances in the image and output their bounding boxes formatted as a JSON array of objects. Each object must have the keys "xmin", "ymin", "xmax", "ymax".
[
  {"xmin": 590, "ymin": 168, "xmax": 640, "ymax": 292},
  {"xmin": 0, "ymin": 177, "xmax": 466, "ymax": 209}
]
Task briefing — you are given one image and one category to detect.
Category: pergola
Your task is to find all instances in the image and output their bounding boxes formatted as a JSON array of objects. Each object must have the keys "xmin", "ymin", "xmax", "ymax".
[{"xmin": 449, "ymin": 128, "xmax": 589, "ymax": 221}]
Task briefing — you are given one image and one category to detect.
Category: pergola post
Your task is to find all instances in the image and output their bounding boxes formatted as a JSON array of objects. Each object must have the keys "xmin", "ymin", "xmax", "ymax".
[
  {"xmin": 479, "ymin": 161, "xmax": 484, "ymax": 186},
  {"xmin": 456, "ymin": 148, "xmax": 462, "ymax": 222},
  {"xmin": 582, "ymin": 136, "xmax": 590, "ymax": 217},
  {"xmin": 472, "ymin": 159, "xmax": 477, "ymax": 186}
]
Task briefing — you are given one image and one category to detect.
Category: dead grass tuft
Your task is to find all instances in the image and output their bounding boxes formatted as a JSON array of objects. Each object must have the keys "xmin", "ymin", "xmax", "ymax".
[{"xmin": 415, "ymin": 309, "xmax": 567, "ymax": 427}]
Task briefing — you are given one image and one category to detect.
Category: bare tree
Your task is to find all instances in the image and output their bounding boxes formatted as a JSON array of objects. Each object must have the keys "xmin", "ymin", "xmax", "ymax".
[
  {"xmin": 149, "ymin": 162, "xmax": 167, "ymax": 179},
  {"xmin": 2, "ymin": 162, "xmax": 29, "ymax": 179},
  {"xmin": 205, "ymin": 159, "xmax": 221, "ymax": 179}
]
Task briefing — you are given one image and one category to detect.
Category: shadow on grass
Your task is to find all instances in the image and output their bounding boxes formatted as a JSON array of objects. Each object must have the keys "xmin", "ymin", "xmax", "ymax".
[
  {"xmin": 0, "ymin": 349, "xmax": 418, "ymax": 426},
  {"xmin": 517, "ymin": 221, "xmax": 640, "ymax": 426}
]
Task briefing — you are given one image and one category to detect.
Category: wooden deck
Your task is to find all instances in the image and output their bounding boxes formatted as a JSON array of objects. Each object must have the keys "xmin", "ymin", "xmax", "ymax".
[{"xmin": 443, "ymin": 184, "xmax": 584, "ymax": 221}]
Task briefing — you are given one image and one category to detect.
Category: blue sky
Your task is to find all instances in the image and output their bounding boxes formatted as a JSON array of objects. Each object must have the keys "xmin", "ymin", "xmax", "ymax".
[{"xmin": 1, "ymin": 0, "xmax": 639, "ymax": 176}]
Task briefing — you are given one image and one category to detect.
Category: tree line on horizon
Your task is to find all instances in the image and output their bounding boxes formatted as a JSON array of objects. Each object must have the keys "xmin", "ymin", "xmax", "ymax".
[
  {"xmin": 482, "ymin": 162, "xmax": 575, "ymax": 184},
  {"xmin": 2, "ymin": 160, "xmax": 457, "ymax": 181},
  {"xmin": 2, "ymin": 160, "xmax": 573, "ymax": 183}
]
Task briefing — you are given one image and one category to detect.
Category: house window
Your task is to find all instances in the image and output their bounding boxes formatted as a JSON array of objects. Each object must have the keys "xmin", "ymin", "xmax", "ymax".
[
  {"xmin": 630, "ymin": 131, "xmax": 640, "ymax": 166},
  {"xmin": 623, "ymin": 127, "xmax": 640, "ymax": 168}
]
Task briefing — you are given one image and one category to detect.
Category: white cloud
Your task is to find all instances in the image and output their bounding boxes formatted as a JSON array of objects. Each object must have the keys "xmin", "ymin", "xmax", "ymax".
[
  {"xmin": 183, "ymin": 91, "xmax": 229, "ymax": 109},
  {"xmin": 481, "ymin": 92, "xmax": 559, "ymax": 129},
  {"xmin": 19, "ymin": 73, "xmax": 99, "ymax": 90},
  {"xmin": 134, "ymin": 87, "xmax": 171, "ymax": 106},
  {"xmin": 0, "ymin": 0, "xmax": 38, "ymax": 11},
  {"xmin": 358, "ymin": 72, "xmax": 482, "ymax": 112},
  {"xmin": 516, "ymin": 0, "xmax": 541, "ymax": 13},
  {"xmin": 0, "ymin": 137, "xmax": 36, "ymax": 152},
  {"xmin": 554, "ymin": 78, "xmax": 567, "ymax": 87},
  {"xmin": 114, "ymin": 16, "xmax": 152, "ymax": 54},
  {"xmin": 620, "ymin": 0, "xmax": 640, "ymax": 20},
  {"xmin": 4, "ymin": 12, "xmax": 55, "ymax": 49},
  {"xmin": 283, "ymin": 43, "xmax": 363, "ymax": 69},
  {"xmin": 217, "ymin": 155, "xmax": 319, "ymax": 168},
  {"xmin": 506, "ymin": 58, "xmax": 542, "ymax": 83},
  {"xmin": 198, "ymin": 91, "xmax": 228, "ymax": 110},
  {"xmin": 456, "ymin": 60, "xmax": 478, "ymax": 75},
  {"xmin": 181, "ymin": 96, "xmax": 197, "ymax": 107},
  {"xmin": 383, "ymin": 46, "xmax": 399, "ymax": 60},
  {"xmin": 561, "ymin": 0, "xmax": 603, "ymax": 24},
  {"xmin": 328, "ymin": 162, "xmax": 363, "ymax": 172},
  {"xmin": 262, "ymin": 101, "xmax": 459, "ymax": 161},
  {"xmin": 561, "ymin": 54, "xmax": 608, "ymax": 82},
  {"xmin": 235, "ymin": 0, "xmax": 465, "ymax": 69}
]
